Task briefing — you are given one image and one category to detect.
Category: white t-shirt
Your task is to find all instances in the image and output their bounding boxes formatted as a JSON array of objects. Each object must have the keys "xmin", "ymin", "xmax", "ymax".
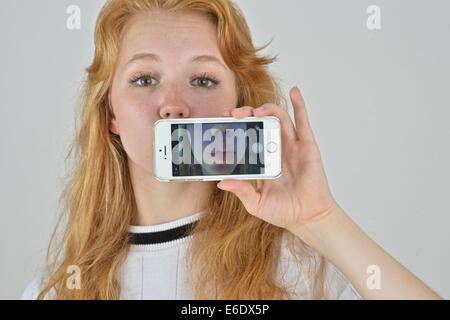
[{"xmin": 21, "ymin": 211, "xmax": 362, "ymax": 300}]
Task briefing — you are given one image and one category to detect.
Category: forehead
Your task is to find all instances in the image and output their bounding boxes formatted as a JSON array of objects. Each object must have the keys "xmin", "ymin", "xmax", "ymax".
[{"xmin": 119, "ymin": 10, "xmax": 222, "ymax": 64}]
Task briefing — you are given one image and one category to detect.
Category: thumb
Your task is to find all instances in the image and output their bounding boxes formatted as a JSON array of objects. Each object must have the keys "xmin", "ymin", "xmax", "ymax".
[{"xmin": 217, "ymin": 180, "xmax": 261, "ymax": 216}]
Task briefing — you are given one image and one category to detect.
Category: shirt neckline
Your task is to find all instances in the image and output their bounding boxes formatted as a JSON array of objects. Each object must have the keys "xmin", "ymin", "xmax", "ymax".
[{"xmin": 128, "ymin": 211, "xmax": 203, "ymax": 251}]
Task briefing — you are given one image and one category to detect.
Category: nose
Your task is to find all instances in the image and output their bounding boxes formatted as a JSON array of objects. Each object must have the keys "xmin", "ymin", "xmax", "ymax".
[{"xmin": 159, "ymin": 105, "xmax": 190, "ymax": 119}]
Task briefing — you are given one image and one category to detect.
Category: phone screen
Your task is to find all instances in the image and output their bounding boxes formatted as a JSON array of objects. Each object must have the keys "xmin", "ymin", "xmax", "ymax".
[{"xmin": 170, "ymin": 121, "xmax": 265, "ymax": 176}]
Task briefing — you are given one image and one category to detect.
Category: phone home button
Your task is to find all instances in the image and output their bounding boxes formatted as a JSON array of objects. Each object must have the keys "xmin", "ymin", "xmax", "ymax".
[{"xmin": 266, "ymin": 141, "xmax": 277, "ymax": 153}]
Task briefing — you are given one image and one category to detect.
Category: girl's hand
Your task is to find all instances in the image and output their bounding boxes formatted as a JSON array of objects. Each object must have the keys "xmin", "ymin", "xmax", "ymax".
[
  {"xmin": 217, "ymin": 86, "xmax": 340, "ymax": 234},
  {"xmin": 217, "ymin": 90, "xmax": 444, "ymax": 300}
]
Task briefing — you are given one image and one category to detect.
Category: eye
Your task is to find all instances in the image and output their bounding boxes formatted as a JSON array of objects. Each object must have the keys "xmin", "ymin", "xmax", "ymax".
[
  {"xmin": 128, "ymin": 72, "xmax": 221, "ymax": 89},
  {"xmin": 191, "ymin": 72, "xmax": 220, "ymax": 89},
  {"xmin": 129, "ymin": 73, "xmax": 159, "ymax": 87}
]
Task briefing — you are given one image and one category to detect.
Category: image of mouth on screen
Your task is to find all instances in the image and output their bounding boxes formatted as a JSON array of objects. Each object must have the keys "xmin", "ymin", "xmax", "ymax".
[{"xmin": 171, "ymin": 122, "xmax": 265, "ymax": 176}]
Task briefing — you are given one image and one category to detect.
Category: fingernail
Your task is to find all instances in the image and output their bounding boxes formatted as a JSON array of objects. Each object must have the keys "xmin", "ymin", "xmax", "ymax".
[{"xmin": 291, "ymin": 86, "xmax": 301, "ymax": 98}]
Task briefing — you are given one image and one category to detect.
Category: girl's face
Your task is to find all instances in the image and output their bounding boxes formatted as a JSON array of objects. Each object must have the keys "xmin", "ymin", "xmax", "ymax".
[
  {"xmin": 186, "ymin": 123, "xmax": 247, "ymax": 175},
  {"xmin": 109, "ymin": 10, "xmax": 238, "ymax": 174}
]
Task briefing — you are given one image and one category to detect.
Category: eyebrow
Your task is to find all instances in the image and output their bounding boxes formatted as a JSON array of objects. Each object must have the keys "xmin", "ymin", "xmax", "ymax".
[{"xmin": 125, "ymin": 52, "xmax": 227, "ymax": 70}]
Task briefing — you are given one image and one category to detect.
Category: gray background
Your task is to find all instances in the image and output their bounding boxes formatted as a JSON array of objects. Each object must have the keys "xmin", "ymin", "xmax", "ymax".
[{"xmin": 0, "ymin": 0, "xmax": 449, "ymax": 299}]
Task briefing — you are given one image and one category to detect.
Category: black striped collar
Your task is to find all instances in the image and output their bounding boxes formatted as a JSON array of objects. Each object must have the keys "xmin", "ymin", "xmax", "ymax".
[
  {"xmin": 128, "ymin": 212, "xmax": 202, "ymax": 247},
  {"xmin": 129, "ymin": 220, "xmax": 198, "ymax": 245}
]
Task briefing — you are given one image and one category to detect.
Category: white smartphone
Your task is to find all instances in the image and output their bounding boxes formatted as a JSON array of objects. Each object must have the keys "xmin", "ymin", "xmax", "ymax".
[{"xmin": 153, "ymin": 116, "xmax": 282, "ymax": 181}]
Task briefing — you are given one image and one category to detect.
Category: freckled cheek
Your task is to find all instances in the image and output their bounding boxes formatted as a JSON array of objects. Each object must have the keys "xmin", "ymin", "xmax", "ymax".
[
  {"xmin": 190, "ymin": 95, "xmax": 237, "ymax": 117},
  {"xmin": 114, "ymin": 103, "xmax": 157, "ymax": 172}
]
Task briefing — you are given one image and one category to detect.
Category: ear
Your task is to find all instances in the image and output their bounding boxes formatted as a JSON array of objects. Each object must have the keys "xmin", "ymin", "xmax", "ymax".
[
  {"xmin": 108, "ymin": 94, "xmax": 119, "ymax": 135},
  {"xmin": 110, "ymin": 117, "xmax": 119, "ymax": 135}
]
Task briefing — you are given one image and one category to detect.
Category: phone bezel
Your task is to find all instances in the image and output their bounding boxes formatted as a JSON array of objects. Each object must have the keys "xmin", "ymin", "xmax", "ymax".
[{"xmin": 153, "ymin": 116, "xmax": 282, "ymax": 181}]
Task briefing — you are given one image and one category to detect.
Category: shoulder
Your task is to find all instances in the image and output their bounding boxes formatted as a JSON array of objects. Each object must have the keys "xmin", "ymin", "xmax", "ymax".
[
  {"xmin": 277, "ymin": 230, "xmax": 362, "ymax": 300},
  {"xmin": 322, "ymin": 259, "xmax": 362, "ymax": 300},
  {"xmin": 21, "ymin": 276, "xmax": 43, "ymax": 300},
  {"xmin": 21, "ymin": 272, "xmax": 56, "ymax": 300}
]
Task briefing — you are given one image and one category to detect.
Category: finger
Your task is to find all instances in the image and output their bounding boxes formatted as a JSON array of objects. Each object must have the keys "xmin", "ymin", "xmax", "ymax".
[
  {"xmin": 290, "ymin": 86, "xmax": 316, "ymax": 143},
  {"xmin": 253, "ymin": 103, "xmax": 298, "ymax": 142},
  {"xmin": 217, "ymin": 180, "xmax": 260, "ymax": 216},
  {"xmin": 256, "ymin": 179, "xmax": 263, "ymax": 192},
  {"xmin": 222, "ymin": 109, "xmax": 231, "ymax": 117},
  {"xmin": 231, "ymin": 106, "xmax": 254, "ymax": 119}
]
